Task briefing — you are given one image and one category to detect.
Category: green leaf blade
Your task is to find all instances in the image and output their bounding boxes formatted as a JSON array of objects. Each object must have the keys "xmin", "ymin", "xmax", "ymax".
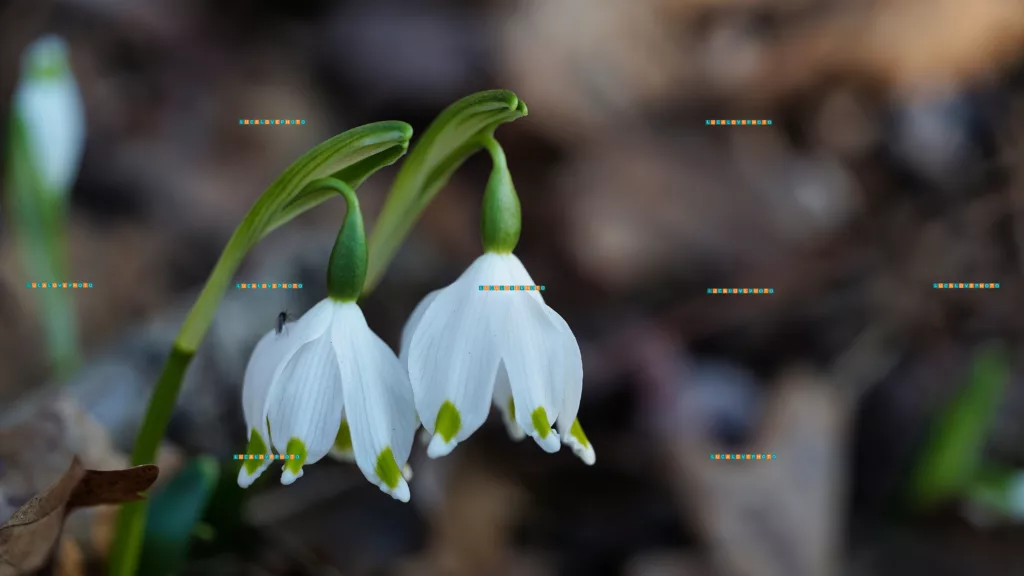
[
  {"xmin": 138, "ymin": 456, "xmax": 220, "ymax": 576},
  {"xmin": 911, "ymin": 342, "xmax": 1010, "ymax": 509}
]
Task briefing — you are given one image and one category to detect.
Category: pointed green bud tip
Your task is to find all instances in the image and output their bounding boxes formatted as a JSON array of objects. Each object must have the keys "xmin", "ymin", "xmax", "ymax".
[
  {"xmin": 480, "ymin": 137, "xmax": 521, "ymax": 254},
  {"xmin": 333, "ymin": 420, "xmax": 353, "ymax": 453},
  {"xmin": 243, "ymin": 429, "xmax": 269, "ymax": 475},
  {"xmin": 531, "ymin": 407, "xmax": 552, "ymax": 439},
  {"xmin": 375, "ymin": 446, "xmax": 402, "ymax": 489},
  {"xmin": 282, "ymin": 438, "xmax": 308, "ymax": 484},
  {"xmin": 435, "ymin": 401, "xmax": 462, "ymax": 442}
]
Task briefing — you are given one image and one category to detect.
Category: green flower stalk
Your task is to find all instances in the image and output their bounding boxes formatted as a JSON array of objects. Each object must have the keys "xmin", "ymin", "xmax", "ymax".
[
  {"xmin": 325, "ymin": 179, "xmax": 367, "ymax": 301},
  {"xmin": 365, "ymin": 90, "xmax": 527, "ymax": 292},
  {"xmin": 480, "ymin": 136, "xmax": 521, "ymax": 253}
]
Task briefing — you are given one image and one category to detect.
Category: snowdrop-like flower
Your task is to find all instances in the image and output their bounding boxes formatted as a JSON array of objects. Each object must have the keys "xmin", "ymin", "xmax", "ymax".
[
  {"xmin": 13, "ymin": 35, "xmax": 85, "ymax": 197},
  {"xmin": 401, "ymin": 138, "xmax": 595, "ymax": 464},
  {"xmin": 237, "ymin": 179, "xmax": 417, "ymax": 502}
]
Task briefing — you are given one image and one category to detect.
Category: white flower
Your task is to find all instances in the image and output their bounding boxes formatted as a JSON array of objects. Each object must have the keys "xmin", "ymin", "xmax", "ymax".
[
  {"xmin": 238, "ymin": 299, "xmax": 418, "ymax": 502},
  {"xmin": 401, "ymin": 253, "xmax": 595, "ymax": 464},
  {"xmin": 13, "ymin": 35, "xmax": 85, "ymax": 197}
]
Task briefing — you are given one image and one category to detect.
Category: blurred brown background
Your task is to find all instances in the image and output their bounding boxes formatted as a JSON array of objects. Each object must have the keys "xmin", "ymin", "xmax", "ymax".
[{"xmin": 2, "ymin": 0, "xmax": 1024, "ymax": 574}]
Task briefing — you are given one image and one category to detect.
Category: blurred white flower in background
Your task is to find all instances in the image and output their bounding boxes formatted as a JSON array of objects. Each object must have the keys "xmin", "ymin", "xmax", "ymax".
[
  {"xmin": 238, "ymin": 299, "xmax": 418, "ymax": 502},
  {"xmin": 13, "ymin": 35, "xmax": 85, "ymax": 197},
  {"xmin": 402, "ymin": 252, "xmax": 595, "ymax": 465}
]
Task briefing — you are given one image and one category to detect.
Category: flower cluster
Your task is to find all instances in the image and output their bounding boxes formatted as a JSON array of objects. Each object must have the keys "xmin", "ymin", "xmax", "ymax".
[{"xmin": 238, "ymin": 139, "xmax": 594, "ymax": 502}]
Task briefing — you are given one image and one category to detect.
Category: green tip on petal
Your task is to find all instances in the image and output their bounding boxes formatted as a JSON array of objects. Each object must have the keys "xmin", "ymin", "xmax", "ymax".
[
  {"xmin": 243, "ymin": 429, "xmax": 269, "ymax": 475},
  {"xmin": 531, "ymin": 407, "xmax": 552, "ymax": 439},
  {"xmin": 284, "ymin": 438, "xmax": 308, "ymax": 476},
  {"xmin": 435, "ymin": 401, "xmax": 462, "ymax": 442},
  {"xmin": 507, "ymin": 397, "xmax": 516, "ymax": 422},
  {"xmin": 570, "ymin": 419, "xmax": 591, "ymax": 448},
  {"xmin": 375, "ymin": 446, "xmax": 402, "ymax": 489},
  {"xmin": 334, "ymin": 420, "xmax": 353, "ymax": 453}
]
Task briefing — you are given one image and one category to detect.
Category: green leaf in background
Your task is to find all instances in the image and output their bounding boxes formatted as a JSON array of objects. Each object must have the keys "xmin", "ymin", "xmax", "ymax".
[
  {"xmin": 910, "ymin": 342, "xmax": 1010, "ymax": 509},
  {"xmin": 364, "ymin": 89, "xmax": 527, "ymax": 292},
  {"xmin": 109, "ymin": 121, "xmax": 412, "ymax": 576},
  {"xmin": 966, "ymin": 465, "xmax": 1024, "ymax": 523},
  {"xmin": 5, "ymin": 35, "xmax": 87, "ymax": 379},
  {"xmin": 138, "ymin": 456, "xmax": 220, "ymax": 576}
]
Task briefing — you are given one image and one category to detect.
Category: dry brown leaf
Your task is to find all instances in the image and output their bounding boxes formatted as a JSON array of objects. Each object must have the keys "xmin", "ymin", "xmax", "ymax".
[
  {"xmin": 0, "ymin": 458, "xmax": 157, "ymax": 575},
  {"xmin": 55, "ymin": 537, "xmax": 84, "ymax": 576},
  {"xmin": 704, "ymin": 0, "xmax": 1024, "ymax": 101},
  {"xmin": 663, "ymin": 371, "xmax": 848, "ymax": 576}
]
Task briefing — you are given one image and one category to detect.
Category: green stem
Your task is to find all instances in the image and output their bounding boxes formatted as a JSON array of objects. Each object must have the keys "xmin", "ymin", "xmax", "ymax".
[
  {"xmin": 479, "ymin": 136, "xmax": 521, "ymax": 253},
  {"xmin": 5, "ymin": 115, "xmax": 80, "ymax": 378},
  {"xmin": 364, "ymin": 90, "xmax": 527, "ymax": 293},
  {"xmin": 320, "ymin": 178, "xmax": 367, "ymax": 301},
  {"xmin": 107, "ymin": 121, "xmax": 411, "ymax": 576}
]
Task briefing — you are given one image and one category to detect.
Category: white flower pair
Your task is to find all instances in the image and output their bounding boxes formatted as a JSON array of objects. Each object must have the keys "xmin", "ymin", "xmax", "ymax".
[{"xmin": 237, "ymin": 252, "xmax": 595, "ymax": 501}]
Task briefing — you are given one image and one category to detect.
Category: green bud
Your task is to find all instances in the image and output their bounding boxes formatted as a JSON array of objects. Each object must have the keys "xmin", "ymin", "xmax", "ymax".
[
  {"xmin": 316, "ymin": 178, "xmax": 367, "ymax": 301},
  {"xmin": 480, "ymin": 137, "xmax": 521, "ymax": 253}
]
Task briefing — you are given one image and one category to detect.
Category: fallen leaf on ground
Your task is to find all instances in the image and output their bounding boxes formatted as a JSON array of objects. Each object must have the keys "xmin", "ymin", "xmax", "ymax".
[
  {"xmin": 0, "ymin": 457, "xmax": 157, "ymax": 575},
  {"xmin": 662, "ymin": 370, "xmax": 848, "ymax": 576}
]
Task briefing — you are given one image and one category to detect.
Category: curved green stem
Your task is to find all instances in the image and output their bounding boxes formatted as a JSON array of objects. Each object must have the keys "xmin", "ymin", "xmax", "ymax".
[
  {"xmin": 319, "ymin": 178, "xmax": 367, "ymax": 301},
  {"xmin": 108, "ymin": 121, "xmax": 412, "ymax": 576},
  {"xmin": 479, "ymin": 136, "xmax": 521, "ymax": 253},
  {"xmin": 364, "ymin": 90, "xmax": 527, "ymax": 293}
]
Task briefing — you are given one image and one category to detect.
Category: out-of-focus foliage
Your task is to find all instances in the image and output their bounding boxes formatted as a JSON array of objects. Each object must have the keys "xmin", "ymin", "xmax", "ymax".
[{"xmin": 911, "ymin": 343, "xmax": 1010, "ymax": 509}]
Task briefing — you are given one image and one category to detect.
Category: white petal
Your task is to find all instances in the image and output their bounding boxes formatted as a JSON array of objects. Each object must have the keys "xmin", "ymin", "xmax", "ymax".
[
  {"xmin": 333, "ymin": 303, "xmax": 416, "ymax": 502},
  {"xmin": 259, "ymin": 299, "xmax": 338, "ymax": 436},
  {"xmin": 500, "ymin": 295, "xmax": 566, "ymax": 453},
  {"xmin": 268, "ymin": 331, "xmax": 344, "ymax": 485},
  {"xmin": 562, "ymin": 421, "xmax": 596, "ymax": 465},
  {"xmin": 498, "ymin": 254, "xmax": 545, "ymax": 303},
  {"xmin": 400, "ymin": 289, "xmax": 441, "ymax": 369},
  {"xmin": 242, "ymin": 329, "xmax": 287, "ymax": 442},
  {"xmin": 491, "ymin": 362, "xmax": 525, "ymax": 441},
  {"xmin": 543, "ymin": 308, "xmax": 594, "ymax": 465},
  {"xmin": 408, "ymin": 255, "xmax": 508, "ymax": 457},
  {"xmin": 546, "ymin": 308, "xmax": 583, "ymax": 432},
  {"xmin": 238, "ymin": 319, "xmax": 322, "ymax": 488}
]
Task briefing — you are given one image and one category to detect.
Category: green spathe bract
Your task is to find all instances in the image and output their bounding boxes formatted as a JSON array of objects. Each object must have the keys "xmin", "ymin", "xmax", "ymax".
[{"xmin": 108, "ymin": 121, "xmax": 412, "ymax": 576}]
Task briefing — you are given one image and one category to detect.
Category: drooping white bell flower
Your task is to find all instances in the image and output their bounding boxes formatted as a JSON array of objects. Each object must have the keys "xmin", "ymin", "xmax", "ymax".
[
  {"xmin": 237, "ymin": 178, "xmax": 418, "ymax": 502},
  {"xmin": 401, "ymin": 137, "xmax": 595, "ymax": 464},
  {"xmin": 13, "ymin": 35, "xmax": 85, "ymax": 197}
]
